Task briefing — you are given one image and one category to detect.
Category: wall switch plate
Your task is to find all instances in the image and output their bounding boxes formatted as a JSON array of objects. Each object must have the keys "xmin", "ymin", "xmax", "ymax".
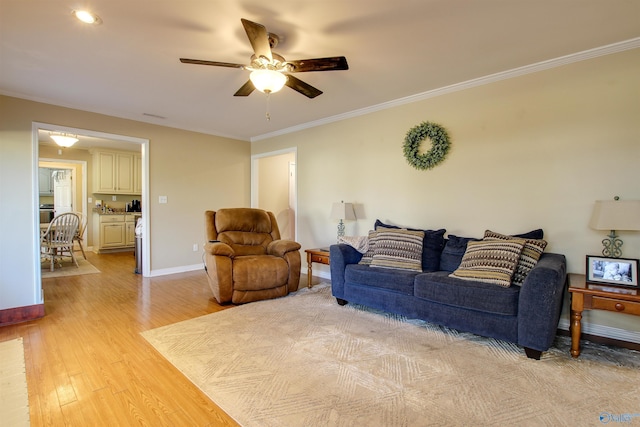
[
  {"xmin": 159, "ymin": 195, "xmax": 168, "ymax": 204},
  {"xmin": 192, "ymin": 243, "xmax": 198, "ymax": 252},
  {"xmin": 88, "ymin": 197, "xmax": 92, "ymax": 203}
]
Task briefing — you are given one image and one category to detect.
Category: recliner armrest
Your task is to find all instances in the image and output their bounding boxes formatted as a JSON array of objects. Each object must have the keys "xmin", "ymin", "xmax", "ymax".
[
  {"xmin": 267, "ymin": 240, "xmax": 301, "ymax": 257},
  {"xmin": 204, "ymin": 241, "xmax": 234, "ymax": 257}
]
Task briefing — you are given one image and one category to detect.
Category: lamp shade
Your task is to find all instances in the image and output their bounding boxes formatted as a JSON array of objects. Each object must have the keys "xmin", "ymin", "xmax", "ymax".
[
  {"xmin": 589, "ymin": 200, "xmax": 640, "ymax": 231},
  {"xmin": 50, "ymin": 134, "xmax": 79, "ymax": 147},
  {"xmin": 330, "ymin": 202, "xmax": 356, "ymax": 221},
  {"xmin": 249, "ymin": 69, "xmax": 287, "ymax": 93}
]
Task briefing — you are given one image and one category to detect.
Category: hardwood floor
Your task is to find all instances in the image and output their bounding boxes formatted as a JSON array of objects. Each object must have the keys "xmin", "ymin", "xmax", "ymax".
[{"xmin": 0, "ymin": 251, "xmax": 257, "ymax": 426}]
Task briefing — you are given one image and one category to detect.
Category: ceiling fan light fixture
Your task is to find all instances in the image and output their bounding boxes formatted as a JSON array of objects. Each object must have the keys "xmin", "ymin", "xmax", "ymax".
[
  {"xmin": 50, "ymin": 133, "xmax": 79, "ymax": 147},
  {"xmin": 249, "ymin": 69, "xmax": 287, "ymax": 94},
  {"xmin": 73, "ymin": 10, "xmax": 102, "ymax": 25}
]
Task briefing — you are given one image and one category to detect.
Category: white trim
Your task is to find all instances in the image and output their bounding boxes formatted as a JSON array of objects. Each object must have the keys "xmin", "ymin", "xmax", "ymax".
[
  {"xmin": 33, "ymin": 122, "xmax": 151, "ymax": 277},
  {"xmin": 557, "ymin": 319, "xmax": 640, "ymax": 345},
  {"xmin": 148, "ymin": 263, "xmax": 204, "ymax": 277},
  {"xmin": 252, "ymin": 37, "xmax": 640, "ymax": 142}
]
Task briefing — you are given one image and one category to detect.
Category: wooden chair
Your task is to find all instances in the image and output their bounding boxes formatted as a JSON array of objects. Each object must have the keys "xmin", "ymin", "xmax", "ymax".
[
  {"xmin": 72, "ymin": 211, "xmax": 88, "ymax": 259},
  {"xmin": 41, "ymin": 213, "xmax": 80, "ymax": 271}
]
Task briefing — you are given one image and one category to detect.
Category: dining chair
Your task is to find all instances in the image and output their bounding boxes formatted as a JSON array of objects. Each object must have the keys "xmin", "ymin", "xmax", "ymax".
[
  {"xmin": 72, "ymin": 211, "xmax": 88, "ymax": 259},
  {"xmin": 41, "ymin": 212, "xmax": 80, "ymax": 272}
]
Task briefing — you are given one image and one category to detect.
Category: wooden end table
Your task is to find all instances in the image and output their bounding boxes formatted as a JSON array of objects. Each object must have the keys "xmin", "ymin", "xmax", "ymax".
[
  {"xmin": 305, "ymin": 248, "xmax": 330, "ymax": 288},
  {"xmin": 567, "ymin": 273, "xmax": 640, "ymax": 358}
]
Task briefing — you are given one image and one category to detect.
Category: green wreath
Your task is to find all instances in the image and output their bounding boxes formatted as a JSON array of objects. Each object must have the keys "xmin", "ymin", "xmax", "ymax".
[{"xmin": 403, "ymin": 121, "xmax": 450, "ymax": 170}]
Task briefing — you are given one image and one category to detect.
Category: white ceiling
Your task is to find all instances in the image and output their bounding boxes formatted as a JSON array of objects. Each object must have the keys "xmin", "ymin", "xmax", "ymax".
[{"xmin": 2, "ymin": 1, "xmax": 639, "ymax": 142}]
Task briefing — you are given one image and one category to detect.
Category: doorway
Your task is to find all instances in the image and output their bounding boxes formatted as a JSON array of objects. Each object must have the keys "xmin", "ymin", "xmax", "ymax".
[
  {"xmin": 32, "ymin": 122, "xmax": 150, "ymax": 292},
  {"xmin": 251, "ymin": 148, "xmax": 297, "ymax": 240}
]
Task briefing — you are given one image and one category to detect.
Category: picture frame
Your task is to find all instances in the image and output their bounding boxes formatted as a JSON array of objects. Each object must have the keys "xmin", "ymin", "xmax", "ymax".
[{"xmin": 585, "ymin": 256, "xmax": 639, "ymax": 287}]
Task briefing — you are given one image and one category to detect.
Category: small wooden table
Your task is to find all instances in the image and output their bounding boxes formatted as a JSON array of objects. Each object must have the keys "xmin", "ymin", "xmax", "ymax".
[
  {"xmin": 568, "ymin": 273, "xmax": 640, "ymax": 357},
  {"xmin": 305, "ymin": 248, "xmax": 330, "ymax": 288}
]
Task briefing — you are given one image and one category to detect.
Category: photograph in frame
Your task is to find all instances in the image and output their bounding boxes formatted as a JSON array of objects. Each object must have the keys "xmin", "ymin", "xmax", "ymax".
[{"xmin": 586, "ymin": 256, "xmax": 639, "ymax": 287}]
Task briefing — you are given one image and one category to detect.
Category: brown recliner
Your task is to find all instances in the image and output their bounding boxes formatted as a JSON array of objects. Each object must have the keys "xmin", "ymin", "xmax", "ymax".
[{"xmin": 204, "ymin": 208, "xmax": 302, "ymax": 304}]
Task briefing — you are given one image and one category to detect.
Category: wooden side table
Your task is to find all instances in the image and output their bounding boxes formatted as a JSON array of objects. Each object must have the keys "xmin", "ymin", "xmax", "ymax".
[
  {"xmin": 567, "ymin": 273, "xmax": 640, "ymax": 357},
  {"xmin": 305, "ymin": 248, "xmax": 330, "ymax": 288}
]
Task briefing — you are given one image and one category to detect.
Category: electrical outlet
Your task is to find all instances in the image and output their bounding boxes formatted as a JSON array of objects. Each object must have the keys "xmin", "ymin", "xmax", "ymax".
[
  {"xmin": 192, "ymin": 243, "xmax": 198, "ymax": 252},
  {"xmin": 159, "ymin": 195, "xmax": 168, "ymax": 204},
  {"xmin": 112, "ymin": 195, "xmax": 117, "ymax": 201},
  {"xmin": 88, "ymin": 197, "xmax": 92, "ymax": 203}
]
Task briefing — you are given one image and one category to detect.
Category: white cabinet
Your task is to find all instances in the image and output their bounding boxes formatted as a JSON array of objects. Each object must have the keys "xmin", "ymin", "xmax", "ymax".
[
  {"xmin": 134, "ymin": 154, "xmax": 142, "ymax": 195},
  {"xmin": 39, "ymin": 168, "xmax": 54, "ymax": 195},
  {"xmin": 91, "ymin": 150, "xmax": 140, "ymax": 195},
  {"xmin": 93, "ymin": 213, "xmax": 137, "ymax": 253}
]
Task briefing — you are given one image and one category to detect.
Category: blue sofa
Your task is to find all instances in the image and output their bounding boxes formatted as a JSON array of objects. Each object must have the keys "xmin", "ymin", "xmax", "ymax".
[{"xmin": 329, "ymin": 229, "xmax": 567, "ymax": 360}]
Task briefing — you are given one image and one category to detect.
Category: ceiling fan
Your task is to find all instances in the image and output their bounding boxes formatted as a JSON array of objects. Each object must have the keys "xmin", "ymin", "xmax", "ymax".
[{"xmin": 180, "ymin": 18, "xmax": 348, "ymax": 99}]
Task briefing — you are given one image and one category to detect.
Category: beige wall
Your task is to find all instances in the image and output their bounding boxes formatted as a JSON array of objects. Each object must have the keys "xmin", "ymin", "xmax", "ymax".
[
  {"xmin": 0, "ymin": 95, "xmax": 250, "ymax": 311},
  {"xmin": 252, "ymin": 49, "xmax": 640, "ymax": 334}
]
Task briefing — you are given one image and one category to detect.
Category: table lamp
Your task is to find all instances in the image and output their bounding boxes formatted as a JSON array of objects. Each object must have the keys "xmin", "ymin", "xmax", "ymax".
[
  {"xmin": 589, "ymin": 197, "xmax": 640, "ymax": 258},
  {"xmin": 330, "ymin": 201, "xmax": 356, "ymax": 242}
]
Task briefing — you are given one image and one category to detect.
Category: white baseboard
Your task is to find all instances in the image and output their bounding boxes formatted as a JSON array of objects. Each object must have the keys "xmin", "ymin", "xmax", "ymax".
[
  {"xmin": 557, "ymin": 319, "xmax": 640, "ymax": 344},
  {"xmin": 148, "ymin": 263, "xmax": 204, "ymax": 277}
]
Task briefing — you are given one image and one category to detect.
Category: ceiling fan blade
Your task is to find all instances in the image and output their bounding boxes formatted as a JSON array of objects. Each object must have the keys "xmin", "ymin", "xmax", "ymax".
[
  {"xmin": 234, "ymin": 80, "xmax": 255, "ymax": 96},
  {"xmin": 180, "ymin": 58, "xmax": 245, "ymax": 69},
  {"xmin": 286, "ymin": 56, "xmax": 349, "ymax": 73},
  {"xmin": 285, "ymin": 74, "xmax": 323, "ymax": 98},
  {"xmin": 241, "ymin": 18, "xmax": 272, "ymax": 62}
]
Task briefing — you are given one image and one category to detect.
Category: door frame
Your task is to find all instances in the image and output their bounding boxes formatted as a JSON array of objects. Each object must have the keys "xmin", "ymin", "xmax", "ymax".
[
  {"xmin": 40, "ymin": 160, "xmax": 85, "ymax": 218},
  {"xmin": 32, "ymin": 122, "xmax": 151, "ymax": 291},
  {"xmin": 251, "ymin": 147, "xmax": 297, "ymax": 240}
]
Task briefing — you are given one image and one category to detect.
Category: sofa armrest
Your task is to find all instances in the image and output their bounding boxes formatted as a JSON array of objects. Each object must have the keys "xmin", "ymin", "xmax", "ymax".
[
  {"xmin": 517, "ymin": 253, "xmax": 567, "ymax": 351},
  {"xmin": 330, "ymin": 244, "xmax": 363, "ymax": 299},
  {"xmin": 267, "ymin": 240, "xmax": 302, "ymax": 257}
]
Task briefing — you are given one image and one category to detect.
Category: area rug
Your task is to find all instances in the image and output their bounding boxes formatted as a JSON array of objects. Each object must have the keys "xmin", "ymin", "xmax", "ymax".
[
  {"xmin": 0, "ymin": 338, "xmax": 30, "ymax": 427},
  {"xmin": 142, "ymin": 285, "xmax": 640, "ymax": 427},
  {"xmin": 41, "ymin": 257, "xmax": 100, "ymax": 278}
]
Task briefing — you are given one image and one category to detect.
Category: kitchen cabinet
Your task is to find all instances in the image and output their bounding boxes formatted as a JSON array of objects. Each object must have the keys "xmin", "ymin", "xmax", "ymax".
[
  {"xmin": 125, "ymin": 215, "xmax": 136, "ymax": 246},
  {"xmin": 91, "ymin": 149, "xmax": 140, "ymax": 195},
  {"xmin": 93, "ymin": 213, "xmax": 138, "ymax": 253},
  {"xmin": 134, "ymin": 154, "xmax": 142, "ymax": 195},
  {"xmin": 39, "ymin": 168, "xmax": 54, "ymax": 195}
]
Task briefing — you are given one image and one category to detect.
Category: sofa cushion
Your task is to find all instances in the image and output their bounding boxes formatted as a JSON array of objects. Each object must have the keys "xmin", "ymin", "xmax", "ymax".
[
  {"xmin": 450, "ymin": 239, "xmax": 526, "ymax": 287},
  {"xmin": 375, "ymin": 219, "xmax": 445, "ymax": 271},
  {"xmin": 345, "ymin": 264, "xmax": 418, "ymax": 295},
  {"xmin": 439, "ymin": 235, "xmax": 480, "ymax": 272},
  {"xmin": 414, "ymin": 271, "xmax": 521, "ymax": 316},
  {"xmin": 358, "ymin": 228, "xmax": 388, "ymax": 265},
  {"xmin": 484, "ymin": 230, "xmax": 548, "ymax": 286},
  {"xmin": 370, "ymin": 228, "xmax": 424, "ymax": 272},
  {"xmin": 513, "ymin": 228, "xmax": 544, "ymax": 240}
]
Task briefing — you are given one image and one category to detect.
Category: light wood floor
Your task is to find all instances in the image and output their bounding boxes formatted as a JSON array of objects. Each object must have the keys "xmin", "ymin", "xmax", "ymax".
[{"xmin": 0, "ymin": 251, "xmax": 317, "ymax": 426}]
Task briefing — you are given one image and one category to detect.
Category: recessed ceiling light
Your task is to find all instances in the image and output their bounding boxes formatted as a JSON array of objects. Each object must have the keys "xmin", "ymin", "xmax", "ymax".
[{"xmin": 73, "ymin": 10, "xmax": 102, "ymax": 25}]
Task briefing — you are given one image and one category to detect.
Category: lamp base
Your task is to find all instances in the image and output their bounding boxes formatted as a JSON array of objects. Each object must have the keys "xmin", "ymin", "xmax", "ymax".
[
  {"xmin": 336, "ymin": 220, "xmax": 345, "ymax": 243},
  {"xmin": 601, "ymin": 230, "xmax": 623, "ymax": 258}
]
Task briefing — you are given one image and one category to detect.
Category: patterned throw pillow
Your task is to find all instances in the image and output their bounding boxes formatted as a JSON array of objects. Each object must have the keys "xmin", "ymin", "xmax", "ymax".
[
  {"xmin": 484, "ymin": 230, "xmax": 548, "ymax": 286},
  {"xmin": 358, "ymin": 230, "xmax": 380, "ymax": 265},
  {"xmin": 370, "ymin": 228, "xmax": 425, "ymax": 272},
  {"xmin": 450, "ymin": 239, "xmax": 526, "ymax": 287}
]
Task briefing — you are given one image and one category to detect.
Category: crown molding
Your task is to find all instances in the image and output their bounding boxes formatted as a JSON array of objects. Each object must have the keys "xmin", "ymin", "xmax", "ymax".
[{"xmin": 252, "ymin": 37, "xmax": 640, "ymax": 142}]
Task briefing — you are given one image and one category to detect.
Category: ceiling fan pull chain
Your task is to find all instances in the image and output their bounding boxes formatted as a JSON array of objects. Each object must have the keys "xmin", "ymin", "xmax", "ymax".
[{"xmin": 265, "ymin": 91, "xmax": 271, "ymax": 121}]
